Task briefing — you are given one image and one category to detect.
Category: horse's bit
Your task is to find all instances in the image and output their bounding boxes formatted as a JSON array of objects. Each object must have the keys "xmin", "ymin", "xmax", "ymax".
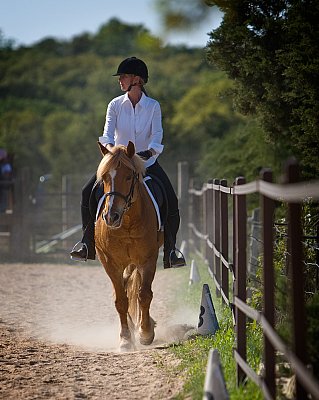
[{"xmin": 102, "ymin": 171, "xmax": 139, "ymax": 221}]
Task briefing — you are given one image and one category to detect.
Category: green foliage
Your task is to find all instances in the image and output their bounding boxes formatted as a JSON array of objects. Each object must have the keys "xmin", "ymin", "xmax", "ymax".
[
  {"xmin": 1, "ymin": 14, "xmax": 308, "ymax": 189},
  {"xmin": 250, "ymin": 202, "xmax": 319, "ymax": 382},
  {"xmin": 0, "ymin": 109, "xmax": 48, "ymax": 173},
  {"xmin": 196, "ymin": 119, "xmax": 282, "ymax": 182},
  {"xmin": 153, "ymin": 0, "xmax": 319, "ymax": 180},
  {"xmin": 0, "ymin": 20, "xmax": 216, "ymax": 183},
  {"xmin": 154, "ymin": 0, "xmax": 215, "ymax": 30},
  {"xmin": 93, "ymin": 18, "xmax": 152, "ymax": 56},
  {"xmin": 205, "ymin": 0, "xmax": 319, "ymax": 178},
  {"xmin": 307, "ymin": 291, "xmax": 319, "ymax": 379},
  {"xmin": 172, "ymin": 72, "xmax": 238, "ymax": 140},
  {"xmin": 0, "ymin": 29, "xmax": 15, "ymax": 49}
]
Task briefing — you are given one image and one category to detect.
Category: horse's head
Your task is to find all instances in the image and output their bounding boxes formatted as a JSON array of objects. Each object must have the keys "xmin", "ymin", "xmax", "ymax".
[{"xmin": 96, "ymin": 141, "xmax": 145, "ymax": 228}]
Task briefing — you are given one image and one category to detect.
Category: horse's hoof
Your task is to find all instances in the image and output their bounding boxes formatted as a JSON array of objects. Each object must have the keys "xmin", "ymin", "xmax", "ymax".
[
  {"xmin": 139, "ymin": 324, "xmax": 155, "ymax": 346},
  {"xmin": 139, "ymin": 318, "xmax": 155, "ymax": 345},
  {"xmin": 119, "ymin": 338, "xmax": 135, "ymax": 352},
  {"xmin": 139, "ymin": 330, "xmax": 155, "ymax": 346}
]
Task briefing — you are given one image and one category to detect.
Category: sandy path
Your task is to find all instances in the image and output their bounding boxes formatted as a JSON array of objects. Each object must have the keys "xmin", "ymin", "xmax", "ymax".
[{"xmin": 0, "ymin": 263, "xmax": 197, "ymax": 399}]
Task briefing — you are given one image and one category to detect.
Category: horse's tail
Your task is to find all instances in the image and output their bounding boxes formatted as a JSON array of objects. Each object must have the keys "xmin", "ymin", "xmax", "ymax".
[{"xmin": 124, "ymin": 265, "xmax": 141, "ymax": 327}]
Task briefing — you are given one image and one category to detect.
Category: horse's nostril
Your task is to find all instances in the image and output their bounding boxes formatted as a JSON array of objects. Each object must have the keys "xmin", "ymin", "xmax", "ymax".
[
  {"xmin": 102, "ymin": 210, "xmax": 121, "ymax": 227},
  {"xmin": 113, "ymin": 212, "xmax": 120, "ymax": 223}
]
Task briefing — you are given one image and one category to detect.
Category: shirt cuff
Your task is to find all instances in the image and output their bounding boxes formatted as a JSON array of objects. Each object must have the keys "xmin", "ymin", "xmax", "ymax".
[
  {"xmin": 148, "ymin": 142, "xmax": 164, "ymax": 154},
  {"xmin": 99, "ymin": 136, "xmax": 114, "ymax": 146}
]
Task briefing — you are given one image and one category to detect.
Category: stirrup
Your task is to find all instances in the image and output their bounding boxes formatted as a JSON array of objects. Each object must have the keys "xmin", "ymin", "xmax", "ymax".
[
  {"xmin": 169, "ymin": 248, "xmax": 186, "ymax": 268},
  {"xmin": 70, "ymin": 241, "xmax": 88, "ymax": 262}
]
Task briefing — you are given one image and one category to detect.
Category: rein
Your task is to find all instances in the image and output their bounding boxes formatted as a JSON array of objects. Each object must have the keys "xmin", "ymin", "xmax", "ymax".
[{"xmin": 103, "ymin": 171, "xmax": 139, "ymax": 214}]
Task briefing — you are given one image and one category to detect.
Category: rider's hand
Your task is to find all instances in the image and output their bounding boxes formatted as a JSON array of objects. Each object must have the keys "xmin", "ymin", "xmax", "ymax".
[{"xmin": 137, "ymin": 150, "xmax": 153, "ymax": 160}]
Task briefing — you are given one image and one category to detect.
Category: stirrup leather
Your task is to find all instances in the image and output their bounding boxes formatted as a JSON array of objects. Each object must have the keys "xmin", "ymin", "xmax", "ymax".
[{"xmin": 70, "ymin": 241, "xmax": 88, "ymax": 262}]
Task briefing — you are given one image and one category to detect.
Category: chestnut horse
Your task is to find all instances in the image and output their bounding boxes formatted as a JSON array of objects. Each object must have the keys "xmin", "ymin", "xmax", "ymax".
[{"xmin": 95, "ymin": 141, "xmax": 163, "ymax": 351}]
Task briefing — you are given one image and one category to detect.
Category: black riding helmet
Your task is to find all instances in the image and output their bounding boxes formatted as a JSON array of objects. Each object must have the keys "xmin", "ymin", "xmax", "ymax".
[{"xmin": 113, "ymin": 57, "xmax": 148, "ymax": 83}]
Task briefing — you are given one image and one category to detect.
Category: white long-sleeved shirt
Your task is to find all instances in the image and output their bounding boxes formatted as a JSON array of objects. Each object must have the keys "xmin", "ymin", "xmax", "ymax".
[{"xmin": 99, "ymin": 92, "xmax": 164, "ymax": 167}]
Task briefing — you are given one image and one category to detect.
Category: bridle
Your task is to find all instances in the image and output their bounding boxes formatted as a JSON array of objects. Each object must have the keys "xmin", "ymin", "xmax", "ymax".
[{"xmin": 103, "ymin": 170, "xmax": 139, "ymax": 217}]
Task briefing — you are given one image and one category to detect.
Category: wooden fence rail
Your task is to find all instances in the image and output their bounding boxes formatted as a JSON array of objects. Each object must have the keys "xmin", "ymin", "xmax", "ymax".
[
  {"xmin": 181, "ymin": 159, "xmax": 319, "ymax": 399},
  {"xmin": 0, "ymin": 170, "xmax": 88, "ymax": 261}
]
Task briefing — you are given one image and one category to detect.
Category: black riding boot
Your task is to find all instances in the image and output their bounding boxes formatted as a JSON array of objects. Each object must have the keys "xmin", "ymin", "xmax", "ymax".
[
  {"xmin": 70, "ymin": 205, "xmax": 96, "ymax": 261},
  {"xmin": 163, "ymin": 210, "xmax": 186, "ymax": 269}
]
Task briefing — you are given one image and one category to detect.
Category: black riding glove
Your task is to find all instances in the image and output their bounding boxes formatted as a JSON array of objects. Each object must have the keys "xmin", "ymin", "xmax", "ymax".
[{"xmin": 137, "ymin": 150, "xmax": 153, "ymax": 160}]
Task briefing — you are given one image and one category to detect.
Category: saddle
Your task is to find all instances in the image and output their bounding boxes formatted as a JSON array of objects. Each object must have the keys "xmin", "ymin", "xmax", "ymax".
[{"xmin": 92, "ymin": 174, "xmax": 168, "ymax": 231}]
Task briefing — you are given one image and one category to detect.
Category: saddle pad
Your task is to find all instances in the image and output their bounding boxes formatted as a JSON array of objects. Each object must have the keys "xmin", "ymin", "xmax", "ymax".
[
  {"xmin": 96, "ymin": 193, "xmax": 106, "ymax": 223},
  {"xmin": 143, "ymin": 176, "xmax": 162, "ymax": 231}
]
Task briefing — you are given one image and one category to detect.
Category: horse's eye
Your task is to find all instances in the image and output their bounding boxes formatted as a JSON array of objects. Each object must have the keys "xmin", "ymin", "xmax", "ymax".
[{"xmin": 126, "ymin": 175, "xmax": 132, "ymax": 182}]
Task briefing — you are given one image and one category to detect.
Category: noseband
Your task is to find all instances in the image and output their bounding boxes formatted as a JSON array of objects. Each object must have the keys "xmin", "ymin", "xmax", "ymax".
[{"xmin": 103, "ymin": 171, "xmax": 139, "ymax": 216}]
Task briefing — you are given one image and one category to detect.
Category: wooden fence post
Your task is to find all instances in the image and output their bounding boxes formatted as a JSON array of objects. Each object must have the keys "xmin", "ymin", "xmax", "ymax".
[
  {"xmin": 234, "ymin": 176, "xmax": 247, "ymax": 386},
  {"xmin": 248, "ymin": 208, "xmax": 261, "ymax": 276},
  {"xmin": 177, "ymin": 161, "xmax": 189, "ymax": 253},
  {"xmin": 316, "ymin": 220, "xmax": 319, "ymax": 290},
  {"xmin": 220, "ymin": 179, "xmax": 229, "ymax": 305},
  {"xmin": 207, "ymin": 180, "xmax": 214, "ymax": 274},
  {"xmin": 11, "ymin": 168, "xmax": 31, "ymax": 260},
  {"xmin": 286, "ymin": 160, "xmax": 307, "ymax": 399},
  {"xmin": 203, "ymin": 183, "xmax": 208, "ymax": 263},
  {"xmin": 195, "ymin": 186, "xmax": 201, "ymax": 255},
  {"xmin": 213, "ymin": 179, "xmax": 221, "ymax": 298},
  {"xmin": 188, "ymin": 178, "xmax": 195, "ymax": 253},
  {"xmin": 261, "ymin": 168, "xmax": 276, "ymax": 398}
]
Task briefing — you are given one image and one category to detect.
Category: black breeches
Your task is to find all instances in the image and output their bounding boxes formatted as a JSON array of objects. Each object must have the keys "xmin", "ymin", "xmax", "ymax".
[
  {"xmin": 146, "ymin": 161, "xmax": 178, "ymax": 216},
  {"xmin": 81, "ymin": 174, "xmax": 97, "ymax": 215},
  {"xmin": 146, "ymin": 161, "xmax": 180, "ymax": 254}
]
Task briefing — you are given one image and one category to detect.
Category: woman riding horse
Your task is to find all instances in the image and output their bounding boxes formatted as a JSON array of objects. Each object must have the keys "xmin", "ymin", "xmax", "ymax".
[{"xmin": 70, "ymin": 56, "xmax": 186, "ymax": 269}]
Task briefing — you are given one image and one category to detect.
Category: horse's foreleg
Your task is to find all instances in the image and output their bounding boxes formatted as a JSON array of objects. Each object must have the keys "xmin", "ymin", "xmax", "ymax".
[
  {"xmin": 114, "ymin": 289, "xmax": 135, "ymax": 352},
  {"xmin": 97, "ymin": 251, "xmax": 135, "ymax": 352},
  {"xmin": 138, "ymin": 265, "xmax": 156, "ymax": 345}
]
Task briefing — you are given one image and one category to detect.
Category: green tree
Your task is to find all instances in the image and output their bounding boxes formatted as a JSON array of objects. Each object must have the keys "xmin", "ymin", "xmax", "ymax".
[
  {"xmin": 0, "ymin": 18, "xmax": 279, "ymax": 187},
  {"xmin": 41, "ymin": 111, "xmax": 100, "ymax": 178},
  {"xmin": 197, "ymin": 119, "xmax": 282, "ymax": 182},
  {"xmin": 169, "ymin": 71, "xmax": 241, "ymax": 159},
  {"xmin": 0, "ymin": 29, "xmax": 15, "ymax": 49},
  {"xmin": 155, "ymin": 0, "xmax": 319, "ymax": 178},
  {"xmin": 93, "ymin": 18, "xmax": 154, "ymax": 56},
  {"xmin": 154, "ymin": 0, "xmax": 218, "ymax": 31},
  {"xmin": 0, "ymin": 109, "xmax": 48, "ymax": 173},
  {"xmin": 205, "ymin": 0, "xmax": 319, "ymax": 178}
]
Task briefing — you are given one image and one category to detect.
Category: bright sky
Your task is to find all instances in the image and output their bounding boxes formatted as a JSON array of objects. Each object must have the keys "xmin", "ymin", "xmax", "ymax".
[{"xmin": 0, "ymin": 0, "xmax": 223, "ymax": 48}]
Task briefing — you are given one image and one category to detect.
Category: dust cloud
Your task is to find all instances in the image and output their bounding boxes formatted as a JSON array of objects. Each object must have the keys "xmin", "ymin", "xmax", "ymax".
[{"xmin": 0, "ymin": 263, "xmax": 198, "ymax": 352}]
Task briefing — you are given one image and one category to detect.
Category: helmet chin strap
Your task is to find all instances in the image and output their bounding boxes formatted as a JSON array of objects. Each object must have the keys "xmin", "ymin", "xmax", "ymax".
[{"xmin": 127, "ymin": 82, "xmax": 137, "ymax": 92}]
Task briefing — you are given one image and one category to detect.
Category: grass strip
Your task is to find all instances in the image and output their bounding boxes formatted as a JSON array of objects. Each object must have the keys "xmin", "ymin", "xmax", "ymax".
[{"xmin": 167, "ymin": 255, "xmax": 264, "ymax": 399}]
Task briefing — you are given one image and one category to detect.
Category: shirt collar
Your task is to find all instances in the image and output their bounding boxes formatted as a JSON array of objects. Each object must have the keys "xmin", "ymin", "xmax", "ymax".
[
  {"xmin": 138, "ymin": 92, "xmax": 147, "ymax": 108},
  {"xmin": 121, "ymin": 92, "xmax": 146, "ymax": 107},
  {"xmin": 122, "ymin": 92, "xmax": 130, "ymax": 104}
]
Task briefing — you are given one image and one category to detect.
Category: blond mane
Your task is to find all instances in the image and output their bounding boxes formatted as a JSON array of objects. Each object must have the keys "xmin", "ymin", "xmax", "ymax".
[{"xmin": 96, "ymin": 145, "xmax": 146, "ymax": 182}]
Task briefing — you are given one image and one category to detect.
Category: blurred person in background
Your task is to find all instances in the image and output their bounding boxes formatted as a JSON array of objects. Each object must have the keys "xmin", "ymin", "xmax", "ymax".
[{"xmin": 0, "ymin": 149, "xmax": 13, "ymax": 213}]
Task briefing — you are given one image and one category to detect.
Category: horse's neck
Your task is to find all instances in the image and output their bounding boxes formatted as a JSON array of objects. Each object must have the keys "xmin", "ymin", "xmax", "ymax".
[
  {"xmin": 129, "ymin": 182, "xmax": 148, "ymax": 219},
  {"xmin": 136, "ymin": 181, "xmax": 148, "ymax": 211}
]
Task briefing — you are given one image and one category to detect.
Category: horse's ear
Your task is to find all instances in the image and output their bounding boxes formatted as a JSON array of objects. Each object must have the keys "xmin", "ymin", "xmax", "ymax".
[
  {"xmin": 97, "ymin": 142, "xmax": 108, "ymax": 156},
  {"xmin": 126, "ymin": 141, "xmax": 135, "ymax": 159}
]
